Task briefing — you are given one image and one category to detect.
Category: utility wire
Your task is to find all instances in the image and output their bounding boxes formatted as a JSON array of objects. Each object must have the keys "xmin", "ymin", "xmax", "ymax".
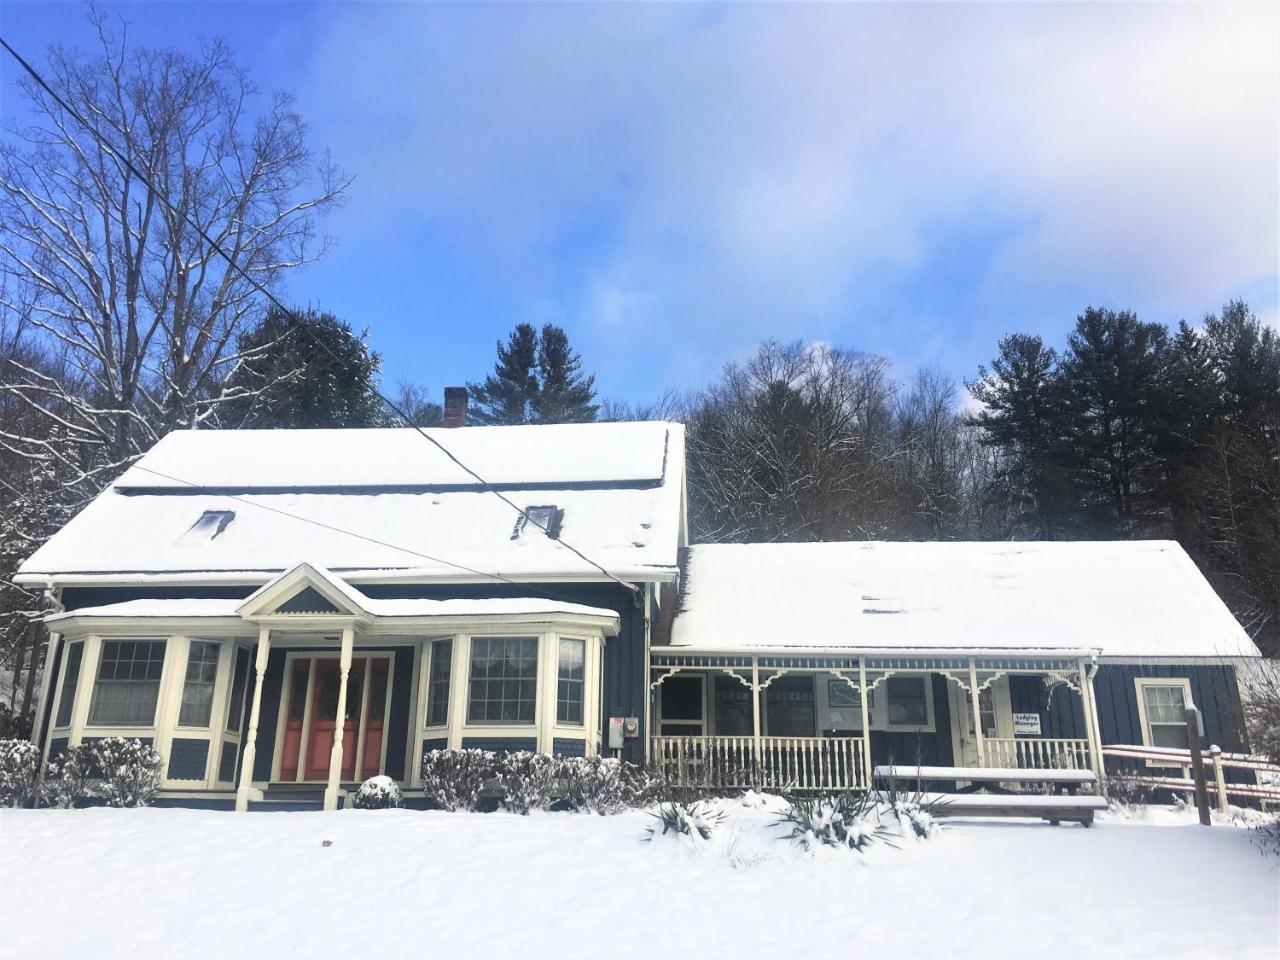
[
  {"xmin": 0, "ymin": 34, "xmax": 638, "ymax": 593},
  {"xmin": 128, "ymin": 462, "xmax": 608, "ymax": 609}
]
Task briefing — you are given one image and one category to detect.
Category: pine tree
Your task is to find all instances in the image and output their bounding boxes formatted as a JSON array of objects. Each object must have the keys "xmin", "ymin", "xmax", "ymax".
[
  {"xmin": 1057, "ymin": 307, "xmax": 1169, "ymax": 534},
  {"xmin": 533, "ymin": 324, "xmax": 598, "ymax": 423},
  {"xmin": 224, "ymin": 306, "xmax": 384, "ymax": 428},
  {"xmin": 967, "ymin": 333, "xmax": 1069, "ymax": 537},
  {"xmin": 468, "ymin": 323, "xmax": 598, "ymax": 425},
  {"xmin": 466, "ymin": 324, "xmax": 540, "ymax": 425}
]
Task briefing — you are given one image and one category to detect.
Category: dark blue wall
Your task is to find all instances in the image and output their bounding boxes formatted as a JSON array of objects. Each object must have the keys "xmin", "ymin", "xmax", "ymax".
[
  {"xmin": 1092, "ymin": 663, "xmax": 1247, "ymax": 751},
  {"xmin": 869, "ymin": 675, "xmax": 955, "ymax": 768},
  {"xmin": 1008, "ymin": 675, "xmax": 1088, "ymax": 739}
]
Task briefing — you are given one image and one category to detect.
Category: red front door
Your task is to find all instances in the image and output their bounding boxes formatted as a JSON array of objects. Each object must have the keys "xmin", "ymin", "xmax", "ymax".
[{"xmin": 278, "ymin": 655, "xmax": 391, "ymax": 782}]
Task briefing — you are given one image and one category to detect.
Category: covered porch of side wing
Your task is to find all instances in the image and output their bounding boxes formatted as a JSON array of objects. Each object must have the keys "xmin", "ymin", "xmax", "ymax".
[{"xmin": 648, "ymin": 649, "xmax": 1104, "ymax": 792}]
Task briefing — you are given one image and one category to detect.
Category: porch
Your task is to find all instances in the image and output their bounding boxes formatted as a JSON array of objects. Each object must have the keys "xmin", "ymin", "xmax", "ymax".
[{"xmin": 648, "ymin": 650, "xmax": 1102, "ymax": 792}]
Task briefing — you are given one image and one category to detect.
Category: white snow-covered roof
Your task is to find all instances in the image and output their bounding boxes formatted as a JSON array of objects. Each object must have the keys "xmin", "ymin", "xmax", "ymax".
[
  {"xmin": 668, "ymin": 541, "xmax": 1261, "ymax": 659},
  {"xmin": 18, "ymin": 422, "xmax": 685, "ymax": 585},
  {"xmin": 46, "ymin": 596, "xmax": 620, "ymax": 625}
]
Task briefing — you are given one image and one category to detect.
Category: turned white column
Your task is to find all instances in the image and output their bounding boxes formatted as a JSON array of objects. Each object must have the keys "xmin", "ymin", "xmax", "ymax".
[
  {"xmin": 967, "ymin": 659, "xmax": 986, "ymax": 767},
  {"xmin": 324, "ymin": 627, "xmax": 355, "ymax": 811},
  {"xmin": 235, "ymin": 628, "xmax": 272, "ymax": 812},
  {"xmin": 1078, "ymin": 658, "xmax": 1105, "ymax": 783},
  {"xmin": 750, "ymin": 657, "xmax": 762, "ymax": 767},
  {"xmin": 858, "ymin": 657, "xmax": 872, "ymax": 789}
]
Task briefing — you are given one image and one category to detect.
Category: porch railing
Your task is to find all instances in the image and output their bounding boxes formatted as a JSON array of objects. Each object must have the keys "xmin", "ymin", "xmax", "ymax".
[
  {"xmin": 651, "ymin": 735, "xmax": 868, "ymax": 792},
  {"xmin": 983, "ymin": 737, "xmax": 1091, "ymax": 770}
]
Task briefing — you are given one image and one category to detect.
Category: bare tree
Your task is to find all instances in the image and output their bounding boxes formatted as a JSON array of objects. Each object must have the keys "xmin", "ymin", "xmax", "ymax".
[{"xmin": 0, "ymin": 7, "xmax": 348, "ymax": 500}]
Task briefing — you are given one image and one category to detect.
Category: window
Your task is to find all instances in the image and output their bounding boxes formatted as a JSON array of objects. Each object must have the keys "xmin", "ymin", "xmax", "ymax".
[
  {"xmin": 511, "ymin": 505, "xmax": 563, "ymax": 540},
  {"xmin": 885, "ymin": 676, "xmax": 929, "ymax": 727},
  {"xmin": 178, "ymin": 641, "xmax": 220, "ymax": 727},
  {"xmin": 556, "ymin": 638, "xmax": 585, "ymax": 725},
  {"xmin": 225, "ymin": 647, "xmax": 251, "ymax": 734},
  {"xmin": 658, "ymin": 674, "xmax": 704, "ymax": 735},
  {"xmin": 713, "ymin": 675, "xmax": 752, "ymax": 735},
  {"xmin": 1137, "ymin": 679, "xmax": 1193, "ymax": 750},
  {"xmin": 54, "ymin": 641, "xmax": 84, "ymax": 728},
  {"xmin": 425, "ymin": 639, "xmax": 453, "ymax": 727},
  {"xmin": 765, "ymin": 674, "xmax": 816, "ymax": 737},
  {"xmin": 179, "ymin": 510, "xmax": 235, "ymax": 543},
  {"xmin": 88, "ymin": 640, "xmax": 167, "ymax": 726},
  {"xmin": 467, "ymin": 637, "xmax": 538, "ymax": 724}
]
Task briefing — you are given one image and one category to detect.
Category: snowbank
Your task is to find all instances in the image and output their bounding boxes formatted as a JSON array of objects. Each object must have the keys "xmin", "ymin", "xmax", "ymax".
[{"xmin": 1, "ymin": 801, "xmax": 1274, "ymax": 959}]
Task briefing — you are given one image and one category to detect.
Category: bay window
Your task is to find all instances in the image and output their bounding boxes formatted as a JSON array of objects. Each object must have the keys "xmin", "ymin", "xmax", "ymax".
[
  {"xmin": 467, "ymin": 636, "xmax": 537, "ymax": 724},
  {"xmin": 556, "ymin": 638, "xmax": 585, "ymax": 725},
  {"xmin": 54, "ymin": 641, "xmax": 83, "ymax": 728},
  {"xmin": 426, "ymin": 638, "xmax": 453, "ymax": 726},
  {"xmin": 88, "ymin": 640, "xmax": 167, "ymax": 726},
  {"xmin": 178, "ymin": 641, "xmax": 220, "ymax": 727}
]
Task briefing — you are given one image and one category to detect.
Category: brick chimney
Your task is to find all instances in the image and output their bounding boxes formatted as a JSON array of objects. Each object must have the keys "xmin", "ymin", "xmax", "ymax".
[{"xmin": 443, "ymin": 386, "xmax": 468, "ymax": 427}]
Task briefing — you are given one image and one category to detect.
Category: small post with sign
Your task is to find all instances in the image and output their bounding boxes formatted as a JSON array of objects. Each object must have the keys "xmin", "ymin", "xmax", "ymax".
[{"xmin": 1185, "ymin": 705, "xmax": 1211, "ymax": 826}]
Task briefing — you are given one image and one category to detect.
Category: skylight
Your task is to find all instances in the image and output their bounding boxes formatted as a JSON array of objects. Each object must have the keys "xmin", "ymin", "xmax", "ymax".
[
  {"xmin": 179, "ymin": 510, "xmax": 235, "ymax": 544},
  {"xmin": 511, "ymin": 505, "xmax": 563, "ymax": 540}
]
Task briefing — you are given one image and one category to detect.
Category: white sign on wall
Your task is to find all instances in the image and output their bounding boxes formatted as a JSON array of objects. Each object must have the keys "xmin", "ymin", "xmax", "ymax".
[{"xmin": 1013, "ymin": 713, "xmax": 1042, "ymax": 736}]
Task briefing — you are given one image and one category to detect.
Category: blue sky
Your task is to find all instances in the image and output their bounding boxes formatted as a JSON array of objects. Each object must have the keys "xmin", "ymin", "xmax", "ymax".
[{"xmin": 2, "ymin": 1, "xmax": 1277, "ymax": 407}]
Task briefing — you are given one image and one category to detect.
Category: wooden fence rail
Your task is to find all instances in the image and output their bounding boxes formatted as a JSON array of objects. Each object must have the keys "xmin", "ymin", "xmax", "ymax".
[{"xmin": 1101, "ymin": 744, "xmax": 1280, "ymax": 808}]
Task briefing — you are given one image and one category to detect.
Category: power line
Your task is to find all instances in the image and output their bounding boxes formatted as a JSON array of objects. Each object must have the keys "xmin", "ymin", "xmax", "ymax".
[
  {"xmin": 129, "ymin": 462, "xmax": 611, "ymax": 608},
  {"xmin": 0, "ymin": 34, "xmax": 638, "ymax": 593}
]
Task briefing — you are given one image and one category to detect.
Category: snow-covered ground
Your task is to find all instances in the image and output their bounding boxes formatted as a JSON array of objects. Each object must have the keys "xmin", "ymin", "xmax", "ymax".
[{"xmin": 1, "ymin": 799, "xmax": 1275, "ymax": 959}]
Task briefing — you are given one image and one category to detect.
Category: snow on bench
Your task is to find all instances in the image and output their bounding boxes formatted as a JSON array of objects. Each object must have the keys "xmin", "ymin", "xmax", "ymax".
[
  {"xmin": 880, "ymin": 790, "xmax": 1108, "ymax": 826},
  {"xmin": 874, "ymin": 765, "xmax": 1096, "ymax": 783}
]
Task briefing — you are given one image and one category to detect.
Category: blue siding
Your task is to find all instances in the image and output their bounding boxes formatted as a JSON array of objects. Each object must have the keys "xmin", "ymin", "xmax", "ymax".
[
  {"xmin": 870, "ymin": 675, "xmax": 955, "ymax": 768},
  {"xmin": 422, "ymin": 737, "xmax": 449, "ymax": 755},
  {"xmin": 166, "ymin": 738, "xmax": 210, "ymax": 781},
  {"xmin": 553, "ymin": 737, "xmax": 586, "ymax": 757},
  {"xmin": 48, "ymin": 737, "xmax": 69, "ymax": 760},
  {"xmin": 1008, "ymin": 675, "xmax": 1087, "ymax": 739},
  {"xmin": 461, "ymin": 736, "xmax": 537, "ymax": 753},
  {"xmin": 384, "ymin": 647, "xmax": 415, "ymax": 780},
  {"xmin": 218, "ymin": 741, "xmax": 239, "ymax": 782}
]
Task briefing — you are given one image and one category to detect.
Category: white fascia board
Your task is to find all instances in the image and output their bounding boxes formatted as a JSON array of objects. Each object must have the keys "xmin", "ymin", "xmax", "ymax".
[{"xmin": 656, "ymin": 644, "xmax": 1096, "ymax": 660}]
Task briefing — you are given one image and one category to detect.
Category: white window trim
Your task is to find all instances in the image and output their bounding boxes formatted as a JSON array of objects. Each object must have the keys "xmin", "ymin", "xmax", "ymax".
[
  {"xmin": 84, "ymin": 636, "xmax": 173, "ymax": 730},
  {"xmin": 49, "ymin": 639, "xmax": 85, "ymax": 732},
  {"xmin": 464, "ymin": 634, "xmax": 542, "ymax": 728},
  {"xmin": 878, "ymin": 673, "xmax": 936, "ymax": 733},
  {"xmin": 174, "ymin": 639, "xmax": 222, "ymax": 731},
  {"xmin": 656, "ymin": 672, "xmax": 708, "ymax": 736},
  {"xmin": 421, "ymin": 636, "xmax": 455, "ymax": 731},
  {"xmin": 1134, "ymin": 677, "xmax": 1195, "ymax": 765},
  {"xmin": 554, "ymin": 636, "xmax": 588, "ymax": 729}
]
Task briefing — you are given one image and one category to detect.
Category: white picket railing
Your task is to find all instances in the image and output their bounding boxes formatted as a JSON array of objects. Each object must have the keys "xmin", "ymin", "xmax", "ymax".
[
  {"xmin": 651, "ymin": 735, "xmax": 868, "ymax": 792},
  {"xmin": 984, "ymin": 737, "xmax": 1092, "ymax": 770}
]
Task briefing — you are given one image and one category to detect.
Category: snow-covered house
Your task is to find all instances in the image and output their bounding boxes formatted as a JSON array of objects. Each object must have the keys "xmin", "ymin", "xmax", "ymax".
[{"xmin": 20, "ymin": 418, "xmax": 1262, "ymax": 807}]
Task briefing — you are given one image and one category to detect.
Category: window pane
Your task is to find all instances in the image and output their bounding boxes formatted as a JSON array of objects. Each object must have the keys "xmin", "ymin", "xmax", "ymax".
[
  {"xmin": 54, "ymin": 642, "xmax": 84, "ymax": 728},
  {"xmin": 467, "ymin": 637, "xmax": 537, "ymax": 724},
  {"xmin": 714, "ymin": 675, "xmax": 752, "ymax": 735},
  {"xmin": 179, "ymin": 641, "xmax": 220, "ymax": 726},
  {"xmin": 426, "ymin": 639, "xmax": 452, "ymax": 726},
  {"xmin": 886, "ymin": 676, "xmax": 928, "ymax": 726},
  {"xmin": 226, "ymin": 648, "xmax": 251, "ymax": 733},
  {"xmin": 89, "ymin": 640, "xmax": 166, "ymax": 725},
  {"xmin": 766, "ymin": 674, "xmax": 815, "ymax": 737},
  {"xmin": 1151, "ymin": 723, "xmax": 1190, "ymax": 749},
  {"xmin": 661, "ymin": 676, "xmax": 703, "ymax": 722},
  {"xmin": 1144, "ymin": 685, "xmax": 1187, "ymax": 725},
  {"xmin": 556, "ymin": 638, "xmax": 585, "ymax": 725}
]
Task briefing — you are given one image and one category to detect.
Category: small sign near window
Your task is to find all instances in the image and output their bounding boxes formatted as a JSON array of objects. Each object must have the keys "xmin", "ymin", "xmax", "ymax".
[
  {"xmin": 1013, "ymin": 712, "xmax": 1042, "ymax": 736},
  {"xmin": 828, "ymin": 679, "xmax": 870, "ymax": 708}
]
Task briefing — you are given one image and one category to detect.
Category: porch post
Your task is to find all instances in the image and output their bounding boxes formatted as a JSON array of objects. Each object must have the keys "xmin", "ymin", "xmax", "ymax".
[
  {"xmin": 1078, "ymin": 657, "xmax": 1105, "ymax": 782},
  {"xmin": 324, "ymin": 627, "xmax": 355, "ymax": 811},
  {"xmin": 967, "ymin": 658, "xmax": 986, "ymax": 767},
  {"xmin": 235, "ymin": 628, "xmax": 272, "ymax": 812},
  {"xmin": 751, "ymin": 657, "xmax": 762, "ymax": 766},
  {"xmin": 858, "ymin": 656, "xmax": 872, "ymax": 789}
]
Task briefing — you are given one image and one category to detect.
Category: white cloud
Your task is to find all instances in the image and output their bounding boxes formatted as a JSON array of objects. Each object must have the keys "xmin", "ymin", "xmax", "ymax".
[{"xmin": 298, "ymin": 2, "xmax": 1279, "ymax": 388}]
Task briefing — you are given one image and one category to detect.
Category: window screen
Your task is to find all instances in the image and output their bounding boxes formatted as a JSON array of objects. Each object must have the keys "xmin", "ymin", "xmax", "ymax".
[
  {"xmin": 179, "ymin": 641, "xmax": 220, "ymax": 726},
  {"xmin": 88, "ymin": 640, "xmax": 167, "ymax": 726},
  {"xmin": 556, "ymin": 638, "xmax": 585, "ymax": 725},
  {"xmin": 426, "ymin": 639, "xmax": 453, "ymax": 727},
  {"xmin": 225, "ymin": 647, "xmax": 251, "ymax": 734},
  {"xmin": 54, "ymin": 641, "xmax": 84, "ymax": 728},
  {"xmin": 467, "ymin": 637, "xmax": 537, "ymax": 724},
  {"xmin": 1142, "ymin": 684, "xmax": 1191, "ymax": 749},
  {"xmin": 886, "ymin": 676, "xmax": 929, "ymax": 726}
]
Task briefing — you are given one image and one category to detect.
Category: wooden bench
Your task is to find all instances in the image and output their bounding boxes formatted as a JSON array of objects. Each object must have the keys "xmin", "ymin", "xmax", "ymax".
[{"xmin": 873, "ymin": 764, "xmax": 1104, "ymax": 826}]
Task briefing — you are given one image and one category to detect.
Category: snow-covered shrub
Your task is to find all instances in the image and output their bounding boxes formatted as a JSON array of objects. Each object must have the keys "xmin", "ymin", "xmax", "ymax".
[
  {"xmin": 1105, "ymin": 770, "xmax": 1159, "ymax": 810},
  {"xmin": 0, "ymin": 739, "xmax": 40, "ymax": 807},
  {"xmin": 420, "ymin": 749, "xmax": 496, "ymax": 811},
  {"xmin": 41, "ymin": 744, "xmax": 97, "ymax": 809},
  {"xmin": 777, "ymin": 792, "xmax": 894, "ymax": 852},
  {"xmin": 1240, "ymin": 658, "xmax": 1280, "ymax": 767},
  {"xmin": 645, "ymin": 800, "xmax": 723, "ymax": 846},
  {"xmin": 888, "ymin": 799, "xmax": 938, "ymax": 839},
  {"xmin": 1255, "ymin": 815, "xmax": 1280, "ymax": 857},
  {"xmin": 352, "ymin": 775, "xmax": 402, "ymax": 810},
  {"xmin": 497, "ymin": 751, "xmax": 557, "ymax": 814},
  {"xmin": 90, "ymin": 737, "xmax": 163, "ymax": 807},
  {"xmin": 557, "ymin": 755, "xmax": 630, "ymax": 814}
]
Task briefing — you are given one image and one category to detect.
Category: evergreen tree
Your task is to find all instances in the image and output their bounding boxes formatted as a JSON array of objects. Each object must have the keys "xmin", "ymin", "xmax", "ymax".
[
  {"xmin": 967, "ymin": 333, "xmax": 1069, "ymax": 537},
  {"xmin": 466, "ymin": 323, "xmax": 540, "ymax": 425},
  {"xmin": 468, "ymin": 323, "xmax": 597, "ymax": 425},
  {"xmin": 224, "ymin": 306, "xmax": 384, "ymax": 428},
  {"xmin": 1056, "ymin": 307, "xmax": 1169, "ymax": 534},
  {"xmin": 533, "ymin": 324, "xmax": 599, "ymax": 423}
]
